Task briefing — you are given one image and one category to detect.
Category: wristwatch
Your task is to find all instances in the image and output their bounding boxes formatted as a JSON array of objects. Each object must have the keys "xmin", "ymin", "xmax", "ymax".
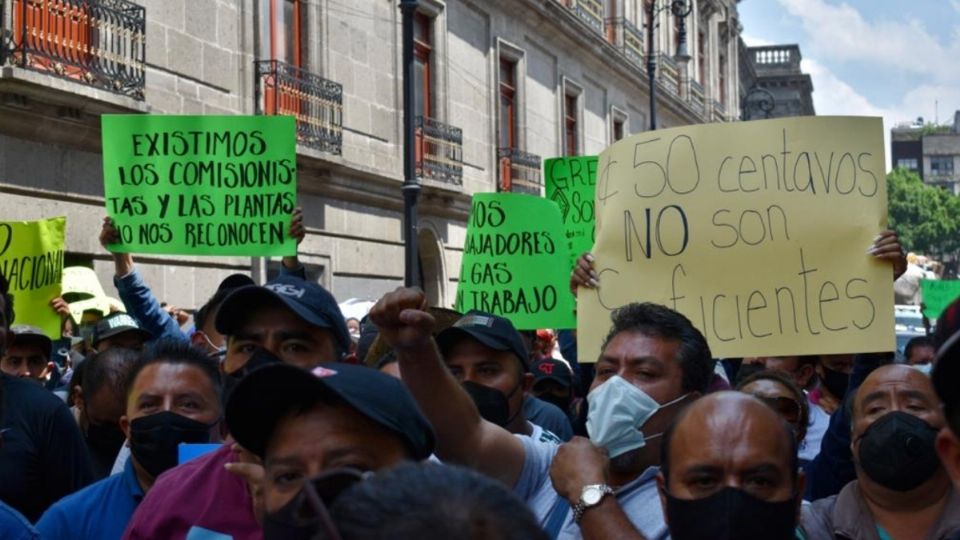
[{"xmin": 573, "ymin": 484, "xmax": 615, "ymax": 523}]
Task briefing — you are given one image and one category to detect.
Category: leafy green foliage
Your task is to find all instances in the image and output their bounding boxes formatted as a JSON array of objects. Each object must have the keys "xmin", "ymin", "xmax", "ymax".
[{"xmin": 887, "ymin": 167, "xmax": 960, "ymax": 255}]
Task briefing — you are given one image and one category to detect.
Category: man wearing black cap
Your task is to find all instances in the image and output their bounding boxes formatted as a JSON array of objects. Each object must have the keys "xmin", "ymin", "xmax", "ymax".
[
  {"xmin": 123, "ymin": 275, "xmax": 351, "ymax": 540},
  {"xmin": 1, "ymin": 325, "xmax": 53, "ymax": 382},
  {"xmin": 227, "ymin": 362, "xmax": 435, "ymax": 518},
  {"xmin": 437, "ymin": 311, "xmax": 564, "ymax": 443},
  {"xmin": 531, "ymin": 357, "xmax": 577, "ymax": 421},
  {"xmin": 99, "ymin": 210, "xmax": 307, "ymax": 348},
  {"xmin": 92, "ymin": 313, "xmax": 153, "ymax": 352}
]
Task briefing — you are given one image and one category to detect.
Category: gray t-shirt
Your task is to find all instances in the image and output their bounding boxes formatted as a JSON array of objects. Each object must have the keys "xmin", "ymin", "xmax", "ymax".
[{"xmin": 513, "ymin": 435, "xmax": 670, "ymax": 540}]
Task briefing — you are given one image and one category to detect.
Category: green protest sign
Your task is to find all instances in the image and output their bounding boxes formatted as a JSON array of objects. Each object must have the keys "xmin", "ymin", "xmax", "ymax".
[
  {"xmin": 101, "ymin": 115, "xmax": 297, "ymax": 256},
  {"xmin": 455, "ymin": 193, "xmax": 576, "ymax": 330},
  {"xmin": 0, "ymin": 217, "xmax": 65, "ymax": 337},
  {"xmin": 544, "ymin": 156, "xmax": 597, "ymax": 269},
  {"xmin": 921, "ymin": 279, "xmax": 960, "ymax": 319}
]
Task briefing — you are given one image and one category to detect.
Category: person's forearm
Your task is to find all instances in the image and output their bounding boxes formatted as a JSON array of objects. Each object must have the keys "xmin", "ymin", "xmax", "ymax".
[
  {"xmin": 578, "ymin": 497, "xmax": 648, "ymax": 540},
  {"xmin": 113, "ymin": 253, "xmax": 134, "ymax": 277}
]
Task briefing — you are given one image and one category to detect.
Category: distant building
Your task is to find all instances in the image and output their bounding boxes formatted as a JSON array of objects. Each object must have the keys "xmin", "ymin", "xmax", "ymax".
[
  {"xmin": 891, "ymin": 112, "xmax": 960, "ymax": 194},
  {"xmin": 738, "ymin": 42, "xmax": 814, "ymax": 120}
]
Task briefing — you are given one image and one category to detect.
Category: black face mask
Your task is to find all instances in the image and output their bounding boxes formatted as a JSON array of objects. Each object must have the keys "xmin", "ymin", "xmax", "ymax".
[
  {"xmin": 86, "ymin": 421, "xmax": 127, "ymax": 464},
  {"xmin": 263, "ymin": 468, "xmax": 366, "ymax": 540},
  {"xmin": 820, "ymin": 366, "xmax": 850, "ymax": 398},
  {"xmin": 462, "ymin": 381, "xmax": 514, "ymax": 427},
  {"xmin": 129, "ymin": 411, "xmax": 216, "ymax": 478},
  {"xmin": 857, "ymin": 411, "xmax": 941, "ymax": 492},
  {"xmin": 665, "ymin": 487, "xmax": 798, "ymax": 540}
]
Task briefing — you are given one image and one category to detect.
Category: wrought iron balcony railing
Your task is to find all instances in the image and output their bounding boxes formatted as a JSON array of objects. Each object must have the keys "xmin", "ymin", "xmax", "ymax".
[
  {"xmin": 0, "ymin": 0, "xmax": 146, "ymax": 99},
  {"xmin": 416, "ymin": 115, "xmax": 463, "ymax": 186},
  {"xmin": 605, "ymin": 17, "xmax": 644, "ymax": 67},
  {"xmin": 255, "ymin": 59, "xmax": 343, "ymax": 155},
  {"xmin": 497, "ymin": 148, "xmax": 542, "ymax": 195}
]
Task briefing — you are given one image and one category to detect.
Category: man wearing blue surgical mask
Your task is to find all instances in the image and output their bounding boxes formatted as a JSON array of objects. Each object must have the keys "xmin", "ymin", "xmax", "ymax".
[{"xmin": 371, "ymin": 290, "xmax": 714, "ymax": 540}]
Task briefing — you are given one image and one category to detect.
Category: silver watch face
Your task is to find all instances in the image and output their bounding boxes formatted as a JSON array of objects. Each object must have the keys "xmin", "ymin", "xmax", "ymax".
[{"xmin": 582, "ymin": 485, "xmax": 604, "ymax": 506}]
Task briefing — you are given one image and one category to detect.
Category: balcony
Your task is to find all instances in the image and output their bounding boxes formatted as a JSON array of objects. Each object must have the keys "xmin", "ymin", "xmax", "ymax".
[
  {"xmin": 657, "ymin": 53, "xmax": 679, "ymax": 95},
  {"xmin": 560, "ymin": 0, "xmax": 603, "ymax": 35},
  {"xmin": 0, "ymin": 0, "xmax": 146, "ymax": 99},
  {"xmin": 255, "ymin": 59, "xmax": 343, "ymax": 155},
  {"xmin": 497, "ymin": 148, "xmax": 542, "ymax": 195},
  {"xmin": 688, "ymin": 79, "xmax": 706, "ymax": 116},
  {"xmin": 605, "ymin": 17, "xmax": 644, "ymax": 67},
  {"xmin": 712, "ymin": 99, "xmax": 727, "ymax": 121},
  {"xmin": 416, "ymin": 115, "xmax": 462, "ymax": 186}
]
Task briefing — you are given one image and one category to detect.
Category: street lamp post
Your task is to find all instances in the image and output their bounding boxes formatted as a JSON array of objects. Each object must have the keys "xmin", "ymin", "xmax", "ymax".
[
  {"xmin": 645, "ymin": 0, "xmax": 692, "ymax": 130},
  {"xmin": 400, "ymin": 0, "xmax": 420, "ymax": 288}
]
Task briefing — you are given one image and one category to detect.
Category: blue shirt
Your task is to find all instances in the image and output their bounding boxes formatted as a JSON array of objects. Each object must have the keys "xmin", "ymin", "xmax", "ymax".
[
  {"xmin": 0, "ymin": 501, "xmax": 39, "ymax": 540},
  {"xmin": 36, "ymin": 458, "xmax": 144, "ymax": 540},
  {"xmin": 513, "ymin": 435, "xmax": 669, "ymax": 540}
]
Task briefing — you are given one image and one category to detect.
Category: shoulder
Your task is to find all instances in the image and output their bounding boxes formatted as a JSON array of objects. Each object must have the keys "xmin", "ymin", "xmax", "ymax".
[
  {"xmin": 2, "ymin": 375, "xmax": 66, "ymax": 413},
  {"xmin": 148, "ymin": 444, "xmax": 234, "ymax": 494},
  {"xmin": 799, "ymin": 495, "xmax": 838, "ymax": 539},
  {"xmin": 0, "ymin": 502, "xmax": 38, "ymax": 540}
]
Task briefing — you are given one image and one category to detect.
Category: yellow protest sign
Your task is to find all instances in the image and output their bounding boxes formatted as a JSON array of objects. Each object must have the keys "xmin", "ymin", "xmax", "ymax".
[
  {"xmin": 578, "ymin": 117, "xmax": 893, "ymax": 361},
  {"xmin": 0, "ymin": 217, "xmax": 66, "ymax": 337}
]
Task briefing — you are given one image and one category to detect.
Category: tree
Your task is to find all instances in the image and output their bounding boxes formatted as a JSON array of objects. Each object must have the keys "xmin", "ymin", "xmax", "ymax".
[{"xmin": 887, "ymin": 168, "xmax": 960, "ymax": 256}]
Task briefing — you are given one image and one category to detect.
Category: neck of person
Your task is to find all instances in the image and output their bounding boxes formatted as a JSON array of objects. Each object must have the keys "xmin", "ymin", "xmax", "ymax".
[
  {"xmin": 506, "ymin": 412, "xmax": 531, "ymax": 436},
  {"xmin": 131, "ymin": 457, "xmax": 157, "ymax": 493},
  {"xmin": 607, "ymin": 445, "xmax": 657, "ymax": 488},
  {"xmin": 860, "ymin": 471, "xmax": 952, "ymax": 535}
]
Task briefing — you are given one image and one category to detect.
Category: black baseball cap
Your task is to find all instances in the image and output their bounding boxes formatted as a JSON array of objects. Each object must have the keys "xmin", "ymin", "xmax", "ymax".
[
  {"xmin": 9, "ymin": 325, "xmax": 53, "ymax": 356},
  {"xmin": 215, "ymin": 276, "xmax": 350, "ymax": 354},
  {"xmin": 218, "ymin": 273, "xmax": 255, "ymax": 292},
  {"xmin": 436, "ymin": 310, "xmax": 529, "ymax": 369},
  {"xmin": 92, "ymin": 313, "xmax": 152, "ymax": 347},
  {"xmin": 531, "ymin": 358, "xmax": 573, "ymax": 388},
  {"xmin": 226, "ymin": 362, "xmax": 435, "ymax": 460},
  {"xmin": 933, "ymin": 329, "xmax": 960, "ymax": 430}
]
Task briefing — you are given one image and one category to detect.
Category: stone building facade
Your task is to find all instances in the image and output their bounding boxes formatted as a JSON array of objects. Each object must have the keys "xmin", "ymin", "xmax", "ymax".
[
  {"xmin": 891, "ymin": 111, "xmax": 960, "ymax": 195},
  {"xmin": 0, "ymin": 0, "xmax": 741, "ymax": 310},
  {"xmin": 738, "ymin": 42, "xmax": 814, "ymax": 121}
]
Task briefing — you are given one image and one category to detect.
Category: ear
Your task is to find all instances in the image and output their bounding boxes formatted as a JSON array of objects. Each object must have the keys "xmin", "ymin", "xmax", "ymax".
[
  {"xmin": 119, "ymin": 415, "xmax": 131, "ymax": 440},
  {"xmin": 936, "ymin": 427, "xmax": 960, "ymax": 488},
  {"xmin": 190, "ymin": 331, "xmax": 208, "ymax": 350},
  {"xmin": 795, "ymin": 469, "xmax": 807, "ymax": 521},
  {"xmin": 75, "ymin": 385, "xmax": 85, "ymax": 411},
  {"xmin": 522, "ymin": 372, "xmax": 534, "ymax": 393},
  {"xmin": 656, "ymin": 472, "xmax": 669, "ymax": 525},
  {"xmin": 796, "ymin": 364, "xmax": 816, "ymax": 388}
]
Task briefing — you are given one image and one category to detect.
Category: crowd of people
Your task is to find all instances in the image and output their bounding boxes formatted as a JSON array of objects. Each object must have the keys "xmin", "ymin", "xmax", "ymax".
[{"xmin": 0, "ymin": 215, "xmax": 958, "ymax": 540}]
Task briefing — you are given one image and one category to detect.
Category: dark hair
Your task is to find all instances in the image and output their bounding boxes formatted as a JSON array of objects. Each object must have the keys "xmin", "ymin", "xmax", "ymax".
[
  {"xmin": 904, "ymin": 336, "xmax": 934, "ymax": 361},
  {"xmin": 735, "ymin": 369, "xmax": 810, "ymax": 444},
  {"xmin": 81, "ymin": 347, "xmax": 140, "ymax": 401},
  {"xmin": 602, "ymin": 303, "xmax": 714, "ymax": 394},
  {"xmin": 331, "ymin": 462, "xmax": 548, "ymax": 540},
  {"xmin": 661, "ymin": 395, "xmax": 799, "ymax": 488},
  {"xmin": 0, "ymin": 271, "xmax": 14, "ymax": 331},
  {"xmin": 194, "ymin": 288, "xmax": 232, "ymax": 334},
  {"xmin": 375, "ymin": 350, "xmax": 398, "ymax": 371},
  {"xmin": 124, "ymin": 340, "xmax": 222, "ymax": 405}
]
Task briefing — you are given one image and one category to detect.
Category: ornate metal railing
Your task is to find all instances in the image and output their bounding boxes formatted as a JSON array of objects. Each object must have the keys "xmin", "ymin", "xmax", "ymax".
[
  {"xmin": 497, "ymin": 148, "xmax": 542, "ymax": 195},
  {"xmin": 255, "ymin": 59, "xmax": 343, "ymax": 155},
  {"xmin": 566, "ymin": 0, "xmax": 603, "ymax": 35},
  {"xmin": 0, "ymin": 0, "xmax": 145, "ymax": 99},
  {"xmin": 416, "ymin": 115, "xmax": 462, "ymax": 185},
  {"xmin": 605, "ymin": 17, "xmax": 644, "ymax": 67}
]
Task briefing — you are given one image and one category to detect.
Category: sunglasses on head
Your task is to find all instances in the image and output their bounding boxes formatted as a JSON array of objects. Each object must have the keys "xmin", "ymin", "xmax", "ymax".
[{"xmin": 752, "ymin": 394, "xmax": 802, "ymax": 425}]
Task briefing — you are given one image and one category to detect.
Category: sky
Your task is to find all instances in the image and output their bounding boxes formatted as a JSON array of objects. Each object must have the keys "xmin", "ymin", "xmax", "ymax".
[{"xmin": 738, "ymin": 0, "xmax": 960, "ymax": 170}]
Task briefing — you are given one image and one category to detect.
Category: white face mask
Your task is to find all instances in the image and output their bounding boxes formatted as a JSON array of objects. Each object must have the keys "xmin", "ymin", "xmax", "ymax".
[{"xmin": 586, "ymin": 375, "xmax": 688, "ymax": 458}]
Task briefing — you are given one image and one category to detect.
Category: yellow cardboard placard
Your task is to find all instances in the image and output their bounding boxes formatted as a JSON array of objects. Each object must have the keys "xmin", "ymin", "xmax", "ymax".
[
  {"xmin": 0, "ymin": 217, "xmax": 66, "ymax": 338},
  {"xmin": 578, "ymin": 117, "xmax": 894, "ymax": 361}
]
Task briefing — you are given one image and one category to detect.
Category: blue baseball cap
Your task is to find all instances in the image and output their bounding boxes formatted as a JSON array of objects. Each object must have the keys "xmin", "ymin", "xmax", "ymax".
[
  {"xmin": 215, "ymin": 276, "xmax": 350, "ymax": 354},
  {"xmin": 436, "ymin": 310, "xmax": 529, "ymax": 370},
  {"xmin": 226, "ymin": 362, "xmax": 436, "ymax": 460}
]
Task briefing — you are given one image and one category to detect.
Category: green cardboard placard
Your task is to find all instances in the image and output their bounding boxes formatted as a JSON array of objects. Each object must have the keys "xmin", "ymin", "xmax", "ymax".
[
  {"xmin": 455, "ymin": 193, "xmax": 576, "ymax": 330},
  {"xmin": 101, "ymin": 115, "xmax": 298, "ymax": 256},
  {"xmin": 0, "ymin": 217, "xmax": 65, "ymax": 338},
  {"xmin": 920, "ymin": 279, "xmax": 960, "ymax": 319},
  {"xmin": 543, "ymin": 156, "xmax": 598, "ymax": 270}
]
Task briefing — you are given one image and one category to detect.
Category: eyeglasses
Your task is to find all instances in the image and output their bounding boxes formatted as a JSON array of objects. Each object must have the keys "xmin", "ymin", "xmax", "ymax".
[
  {"xmin": 753, "ymin": 395, "xmax": 802, "ymax": 425},
  {"xmin": 264, "ymin": 467, "xmax": 369, "ymax": 540}
]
